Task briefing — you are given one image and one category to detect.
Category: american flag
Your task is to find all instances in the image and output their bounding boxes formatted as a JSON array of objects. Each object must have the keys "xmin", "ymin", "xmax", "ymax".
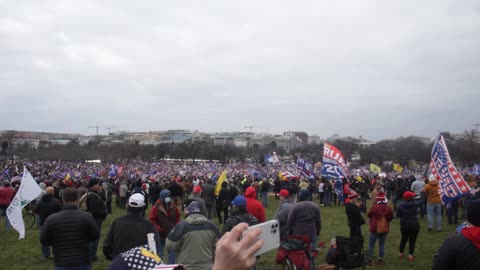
[
  {"xmin": 297, "ymin": 158, "xmax": 313, "ymax": 178},
  {"xmin": 430, "ymin": 135, "xmax": 471, "ymax": 204}
]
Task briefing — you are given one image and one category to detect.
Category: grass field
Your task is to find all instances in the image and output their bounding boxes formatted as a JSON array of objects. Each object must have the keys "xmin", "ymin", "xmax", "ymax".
[{"xmin": 0, "ymin": 197, "xmax": 454, "ymax": 270}]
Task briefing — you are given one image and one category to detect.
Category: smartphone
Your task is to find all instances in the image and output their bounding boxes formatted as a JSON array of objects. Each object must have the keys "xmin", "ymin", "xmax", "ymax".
[{"xmin": 242, "ymin": 220, "xmax": 280, "ymax": 256}]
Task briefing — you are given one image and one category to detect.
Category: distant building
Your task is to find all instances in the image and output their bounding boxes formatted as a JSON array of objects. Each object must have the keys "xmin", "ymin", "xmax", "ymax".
[
  {"xmin": 283, "ymin": 131, "xmax": 308, "ymax": 144},
  {"xmin": 307, "ymin": 135, "xmax": 321, "ymax": 144}
]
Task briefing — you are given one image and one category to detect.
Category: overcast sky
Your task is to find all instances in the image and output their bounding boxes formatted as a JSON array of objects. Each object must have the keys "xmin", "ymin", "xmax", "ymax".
[{"xmin": 0, "ymin": 1, "xmax": 479, "ymax": 141}]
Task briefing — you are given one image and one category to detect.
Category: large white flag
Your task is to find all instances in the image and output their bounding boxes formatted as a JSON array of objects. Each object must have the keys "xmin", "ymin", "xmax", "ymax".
[{"xmin": 7, "ymin": 168, "xmax": 42, "ymax": 239}]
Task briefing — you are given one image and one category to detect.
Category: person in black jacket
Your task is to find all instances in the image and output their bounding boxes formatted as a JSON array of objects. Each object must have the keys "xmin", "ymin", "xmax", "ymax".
[
  {"xmin": 103, "ymin": 193, "xmax": 160, "ymax": 260},
  {"xmin": 345, "ymin": 190, "xmax": 365, "ymax": 238},
  {"xmin": 222, "ymin": 195, "xmax": 258, "ymax": 235},
  {"xmin": 201, "ymin": 179, "xmax": 216, "ymax": 220},
  {"xmin": 216, "ymin": 181, "xmax": 231, "ymax": 224},
  {"xmin": 396, "ymin": 191, "xmax": 422, "ymax": 261},
  {"xmin": 433, "ymin": 199, "xmax": 480, "ymax": 270},
  {"xmin": 36, "ymin": 186, "xmax": 62, "ymax": 259},
  {"xmin": 40, "ymin": 187, "xmax": 99, "ymax": 270},
  {"xmin": 85, "ymin": 179, "xmax": 107, "ymax": 261}
]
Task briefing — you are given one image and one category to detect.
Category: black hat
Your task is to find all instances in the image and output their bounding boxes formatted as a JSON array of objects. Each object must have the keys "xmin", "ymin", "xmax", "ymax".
[
  {"xmin": 88, "ymin": 179, "xmax": 99, "ymax": 188},
  {"xmin": 467, "ymin": 199, "xmax": 480, "ymax": 227}
]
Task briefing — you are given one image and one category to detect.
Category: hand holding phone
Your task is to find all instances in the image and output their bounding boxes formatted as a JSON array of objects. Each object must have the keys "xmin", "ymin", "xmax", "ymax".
[{"xmin": 242, "ymin": 220, "xmax": 280, "ymax": 256}]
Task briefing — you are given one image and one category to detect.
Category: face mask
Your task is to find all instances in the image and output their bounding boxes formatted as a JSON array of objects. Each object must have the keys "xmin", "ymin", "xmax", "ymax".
[{"xmin": 165, "ymin": 197, "xmax": 172, "ymax": 203}]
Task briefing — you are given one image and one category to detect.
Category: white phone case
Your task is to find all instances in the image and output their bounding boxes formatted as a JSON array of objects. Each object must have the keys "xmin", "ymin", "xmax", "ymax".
[{"xmin": 242, "ymin": 219, "xmax": 280, "ymax": 256}]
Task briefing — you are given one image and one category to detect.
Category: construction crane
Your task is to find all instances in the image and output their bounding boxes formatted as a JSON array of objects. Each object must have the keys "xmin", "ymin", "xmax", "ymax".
[
  {"xmin": 104, "ymin": 127, "xmax": 119, "ymax": 135},
  {"xmin": 244, "ymin": 125, "xmax": 263, "ymax": 133},
  {"xmin": 88, "ymin": 124, "xmax": 102, "ymax": 137}
]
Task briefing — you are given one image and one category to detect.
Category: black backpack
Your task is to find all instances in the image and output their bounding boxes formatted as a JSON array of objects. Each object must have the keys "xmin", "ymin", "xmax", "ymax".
[{"xmin": 86, "ymin": 191, "xmax": 107, "ymax": 219}]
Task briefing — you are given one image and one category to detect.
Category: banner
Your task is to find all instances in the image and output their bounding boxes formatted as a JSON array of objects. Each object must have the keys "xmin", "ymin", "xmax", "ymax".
[
  {"xmin": 430, "ymin": 135, "xmax": 471, "ymax": 204},
  {"xmin": 393, "ymin": 163, "xmax": 403, "ymax": 173},
  {"xmin": 370, "ymin": 164, "xmax": 382, "ymax": 173},
  {"xmin": 215, "ymin": 169, "xmax": 227, "ymax": 196},
  {"xmin": 321, "ymin": 143, "xmax": 348, "ymax": 179},
  {"xmin": 7, "ymin": 168, "xmax": 42, "ymax": 239},
  {"xmin": 297, "ymin": 158, "xmax": 314, "ymax": 178}
]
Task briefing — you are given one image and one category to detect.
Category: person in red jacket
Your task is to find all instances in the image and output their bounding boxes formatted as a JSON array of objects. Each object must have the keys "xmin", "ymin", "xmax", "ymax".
[
  {"xmin": 149, "ymin": 189, "xmax": 180, "ymax": 264},
  {"xmin": 367, "ymin": 193, "xmax": 393, "ymax": 265},
  {"xmin": 244, "ymin": 187, "xmax": 265, "ymax": 223},
  {"xmin": 0, "ymin": 182, "xmax": 14, "ymax": 231}
]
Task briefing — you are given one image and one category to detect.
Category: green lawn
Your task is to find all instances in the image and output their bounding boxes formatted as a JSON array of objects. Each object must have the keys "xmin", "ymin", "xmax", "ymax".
[{"xmin": 0, "ymin": 198, "xmax": 453, "ymax": 270}]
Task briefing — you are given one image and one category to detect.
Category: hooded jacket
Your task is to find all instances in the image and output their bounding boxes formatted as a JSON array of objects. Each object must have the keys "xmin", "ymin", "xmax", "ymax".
[
  {"xmin": 149, "ymin": 190, "xmax": 180, "ymax": 239},
  {"xmin": 285, "ymin": 198, "xmax": 321, "ymax": 241},
  {"xmin": 423, "ymin": 180, "xmax": 441, "ymax": 204},
  {"xmin": 274, "ymin": 198, "xmax": 293, "ymax": 240},
  {"xmin": 165, "ymin": 213, "xmax": 219, "ymax": 270},
  {"xmin": 244, "ymin": 187, "xmax": 266, "ymax": 223},
  {"xmin": 367, "ymin": 203, "xmax": 394, "ymax": 233},
  {"xmin": 432, "ymin": 226, "xmax": 480, "ymax": 270}
]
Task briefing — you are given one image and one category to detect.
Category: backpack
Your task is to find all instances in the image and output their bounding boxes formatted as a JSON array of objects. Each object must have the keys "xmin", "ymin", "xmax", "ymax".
[
  {"xmin": 86, "ymin": 191, "xmax": 107, "ymax": 219},
  {"xmin": 376, "ymin": 208, "xmax": 389, "ymax": 233}
]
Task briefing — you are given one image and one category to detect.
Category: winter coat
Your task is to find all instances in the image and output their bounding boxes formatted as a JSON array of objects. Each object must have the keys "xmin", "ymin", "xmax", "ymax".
[
  {"xmin": 345, "ymin": 202, "xmax": 365, "ymax": 228},
  {"xmin": 367, "ymin": 203, "xmax": 394, "ymax": 233},
  {"xmin": 166, "ymin": 213, "xmax": 219, "ymax": 270},
  {"xmin": 149, "ymin": 198, "xmax": 180, "ymax": 239},
  {"xmin": 0, "ymin": 186, "xmax": 14, "ymax": 206},
  {"xmin": 201, "ymin": 183, "xmax": 215, "ymax": 206},
  {"xmin": 217, "ymin": 187, "xmax": 231, "ymax": 209},
  {"xmin": 396, "ymin": 200, "xmax": 421, "ymax": 230},
  {"xmin": 274, "ymin": 198, "xmax": 293, "ymax": 239},
  {"xmin": 103, "ymin": 211, "xmax": 160, "ymax": 260},
  {"xmin": 244, "ymin": 187, "xmax": 266, "ymax": 223},
  {"xmin": 40, "ymin": 204, "xmax": 99, "ymax": 267},
  {"xmin": 424, "ymin": 181, "xmax": 441, "ymax": 204},
  {"xmin": 286, "ymin": 200, "xmax": 321, "ymax": 241},
  {"xmin": 85, "ymin": 190, "xmax": 107, "ymax": 220},
  {"xmin": 222, "ymin": 211, "xmax": 258, "ymax": 235},
  {"xmin": 432, "ymin": 226, "xmax": 480, "ymax": 270},
  {"xmin": 36, "ymin": 194, "xmax": 62, "ymax": 226}
]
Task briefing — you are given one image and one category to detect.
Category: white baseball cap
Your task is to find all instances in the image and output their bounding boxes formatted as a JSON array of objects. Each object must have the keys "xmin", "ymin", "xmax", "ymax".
[{"xmin": 129, "ymin": 193, "xmax": 145, "ymax": 207}]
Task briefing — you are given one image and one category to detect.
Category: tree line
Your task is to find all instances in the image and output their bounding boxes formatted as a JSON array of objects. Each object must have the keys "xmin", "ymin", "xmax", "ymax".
[{"xmin": 1, "ymin": 130, "xmax": 479, "ymax": 167}]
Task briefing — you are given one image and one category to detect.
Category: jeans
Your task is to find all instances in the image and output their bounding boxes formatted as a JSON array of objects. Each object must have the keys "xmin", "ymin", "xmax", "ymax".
[
  {"xmin": 447, "ymin": 204, "xmax": 459, "ymax": 224},
  {"xmin": 159, "ymin": 238, "xmax": 176, "ymax": 264},
  {"xmin": 324, "ymin": 192, "xmax": 331, "ymax": 206},
  {"xmin": 368, "ymin": 232, "xmax": 387, "ymax": 259},
  {"xmin": 90, "ymin": 218, "xmax": 103, "ymax": 260},
  {"xmin": 260, "ymin": 192, "xmax": 268, "ymax": 207},
  {"xmin": 427, "ymin": 203, "xmax": 442, "ymax": 230},
  {"xmin": 205, "ymin": 203, "xmax": 213, "ymax": 220},
  {"xmin": 54, "ymin": 265, "xmax": 91, "ymax": 270},
  {"xmin": 39, "ymin": 225, "xmax": 50, "ymax": 258},
  {"xmin": 310, "ymin": 235, "xmax": 318, "ymax": 270},
  {"xmin": 0, "ymin": 206, "xmax": 12, "ymax": 231}
]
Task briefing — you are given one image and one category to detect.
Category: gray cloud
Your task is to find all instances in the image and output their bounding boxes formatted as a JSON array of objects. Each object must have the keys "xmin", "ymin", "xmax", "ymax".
[{"xmin": 0, "ymin": 0, "xmax": 479, "ymax": 140}]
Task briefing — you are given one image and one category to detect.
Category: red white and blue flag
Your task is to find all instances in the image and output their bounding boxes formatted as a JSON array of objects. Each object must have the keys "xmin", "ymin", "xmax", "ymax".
[
  {"xmin": 297, "ymin": 158, "xmax": 314, "ymax": 179},
  {"xmin": 322, "ymin": 142, "xmax": 348, "ymax": 179},
  {"xmin": 430, "ymin": 135, "xmax": 471, "ymax": 204}
]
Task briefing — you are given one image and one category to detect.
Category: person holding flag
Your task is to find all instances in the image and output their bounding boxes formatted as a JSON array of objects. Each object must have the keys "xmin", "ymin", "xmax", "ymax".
[
  {"xmin": 7, "ymin": 168, "xmax": 43, "ymax": 239},
  {"xmin": 423, "ymin": 175, "xmax": 442, "ymax": 232},
  {"xmin": 0, "ymin": 181, "xmax": 14, "ymax": 232}
]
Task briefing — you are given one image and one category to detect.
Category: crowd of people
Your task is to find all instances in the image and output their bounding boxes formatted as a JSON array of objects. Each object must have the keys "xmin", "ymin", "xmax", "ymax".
[{"xmin": 0, "ymin": 158, "xmax": 480, "ymax": 269}]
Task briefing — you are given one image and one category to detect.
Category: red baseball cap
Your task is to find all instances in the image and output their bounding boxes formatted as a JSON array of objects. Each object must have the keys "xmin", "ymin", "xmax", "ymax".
[
  {"xmin": 279, "ymin": 189, "xmax": 289, "ymax": 197},
  {"xmin": 193, "ymin": 186, "xmax": 202, "ymax": 193}
]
